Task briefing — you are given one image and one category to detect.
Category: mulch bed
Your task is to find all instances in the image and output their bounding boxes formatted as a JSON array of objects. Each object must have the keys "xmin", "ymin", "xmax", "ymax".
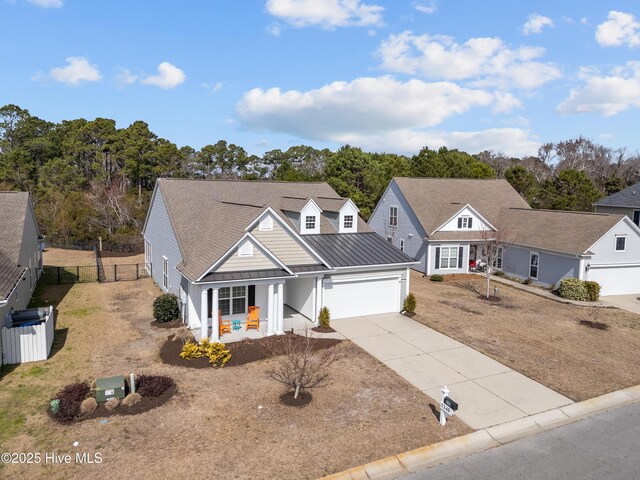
[
  {"xmin": 160, "ymin": 334, "xmax": 342, "ymax": 369},
  {"xmin": 151, "ymin": 319, "xmax": 184, "ymax": 329},
  {"xmin": 402, "ymin": 312, "xmax": 416, "ymax": 318},
  {"xmin": 477, "ymin": 295, "xmax": 501, "ymax": 302},
  {"xmin": 80, "ymin": 384, "xmax": 177, "ymax": 421},
  {"xmin": 279, "ymin": 391, "xmax": 312, "ymax": 407},
  {"xmin": 311, "ymin": 326, "xmax": 336, "ymax": 333}
]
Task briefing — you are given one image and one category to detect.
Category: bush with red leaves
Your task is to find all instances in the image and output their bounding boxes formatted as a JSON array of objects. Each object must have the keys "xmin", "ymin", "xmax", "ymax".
[
  {"xmin": 135, "ymin": 375, "xmax": 174, "ymax": 398},
  {"xmin": 50, "ymin": 381, "xmax": 90, "ymax": 424}
]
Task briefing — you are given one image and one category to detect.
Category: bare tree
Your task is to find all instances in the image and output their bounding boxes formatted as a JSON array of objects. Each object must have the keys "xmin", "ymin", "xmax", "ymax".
[
  {"xmin": 479, "ymin": 223, "xmax": 514, "ymax": 298},
  {"xmin": 265, "ymin": 331, "xmax": 337, "ymax": 399}
]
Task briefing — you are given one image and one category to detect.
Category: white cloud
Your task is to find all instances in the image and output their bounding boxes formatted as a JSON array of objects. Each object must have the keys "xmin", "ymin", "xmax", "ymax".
[
  {"xmin": 377, "ymin": 31, "xmax": 561, "ymax": 90},
  {"xmin": 27, "ymin": 0, "xmax": 62, "ymax": 8},
  {"xmin": 557, "ymin": 61, "xmax": 640, "ymax": 116},
  {"xmin": 596, "ymin": 11, "xmax": 640, "ymax": 47},
  {"xmin": 265, "ymin": 0, "xmax": 384, "ymax": 29},
  {"xmin": 236, "ymin": 75, "xmax": 534, "ymax": 155},
  {"xmin": 115, "ymin": 67, "xmax": 138, "ymax": 86},
  {"xmin": 414, "ymin": 1, "xmax": 436, "ymax": 14},
  {"xmin": 48, "ymin": 57, "xmax": 101, "ymax": 85},
  {"xmin": 267, "ymin": 22, "xmax": 282, "ymax": 36},
  {"xmin": 522, "ymin": 13, "xmax": 554, "ymax": 35},
  {"xmin": 140, "ymin": 62, "xmax": 186, "ymax": 89}
]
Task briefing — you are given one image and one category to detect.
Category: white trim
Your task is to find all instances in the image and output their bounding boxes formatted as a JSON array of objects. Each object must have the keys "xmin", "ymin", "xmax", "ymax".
[
  {"xmin": 529, "ymin": 251, "xmax": 540, "ymax": 280},
  {"xmin": 389, "ymin": 205, "xmax": 398, "ymax": 227},
  {"xmin": 437, "ymin": 245, "xmax": 461, "ymax": 270},
  {"xmin": 339, "ymin": 198, "xmax": 360, "ymax": 213},
  {"xmin": 615, "ymin": 234, "xmax": 627, "ymax": 252},
  {"xmin": 588, "ymin": 262, "xmax": 640, "ymax": 268},
  {"xmin": 259, "ymin": 216, "xmax": 273, "ymax": 231},
  {"xmin": 584, "ymin": 216, "xmax": 640, "ymax": 254},
  {"xmin": 162, "ymin": 256, "xmax": 169, "ymax": 290},
  {"xmin": 326, "ymin": 274, "xmax": 401, "ymax": 284},
  {"xmin": 399, "ymin": 238, "xmax": 405, "ymax": 252},
  {"xmin": 432, "ymin": 204, "xmax": 496, "ymax": 233},
  {"xmin": 238, "ymin": 239, "xmax": 254, "ymax": 257}
]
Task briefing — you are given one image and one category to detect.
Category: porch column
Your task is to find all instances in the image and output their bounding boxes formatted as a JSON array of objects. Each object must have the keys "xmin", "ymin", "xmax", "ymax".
[
  {"xmin": 276, "ymin": 282, "xmax": 285, "ymax": 334},
  {"xmin": 315, "ymin": 276, "xmax": 323, "ymax": 321},
  {"xmin": 311, "ymin": 278, "xmax": 317, "ymax": 324},
  {"xmin": 210, "ymin": 288, "xmax": 219, "ymax": 342},
  {"xmin": 200, "ymin": 287, "xmax": 208, "ymax": 342},
  {"xmin": 267, "ymin": 283, "xmax": 275, "ymax": 335}
]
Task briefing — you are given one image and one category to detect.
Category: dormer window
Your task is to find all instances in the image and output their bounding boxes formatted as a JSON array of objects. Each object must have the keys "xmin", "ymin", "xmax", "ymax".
[
  {"xmin": 458, "ymin": 216, "xmax": 473, "ymax": 229},
  {"xmin": 238, "ymin": 240, "xmax": 253, "ymax": 257},
  {"xmin": 343, "ymin": 215, "xmax": 354, "ymax": 229},
  {"xmin": 305, "ymin": 215, "xmax": 316, "ymax": 230},
  {"xmin": 389, "ymin": 207, "xmax": 398, "ymax": 227}
]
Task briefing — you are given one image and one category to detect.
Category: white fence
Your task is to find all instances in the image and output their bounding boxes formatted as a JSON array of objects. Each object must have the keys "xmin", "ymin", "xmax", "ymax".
[{"xmin": 1, "ymin": 306, "xmax": 55, "ymax": 365}]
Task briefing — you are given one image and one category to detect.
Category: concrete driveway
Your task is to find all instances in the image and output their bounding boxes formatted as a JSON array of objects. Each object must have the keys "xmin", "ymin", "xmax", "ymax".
[
  {"xmin": 332, "ymin": 313, "xmax": 573, "ymax": 429},
  {"xmin": 600, "ymin": 294, "xmax": 640, "ymax": 315}
]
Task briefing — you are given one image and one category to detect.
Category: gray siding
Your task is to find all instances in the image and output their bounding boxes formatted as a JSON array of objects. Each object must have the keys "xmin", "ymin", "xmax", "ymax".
[
  {"xmin": 503, "ymin": 245, "xmax": 580, "ymax": 288},
  {"xmin": 594, "ymin": 205, "xmax": 639, "ymax": 224},
  {"xmin": 144, "ymin": 187, "xmax": 183, "ymax": 294},
  {"xmin": 325, "ymin": 211, "xmax": 339, "ymax": 232},
  {"xmin": 428, "ymin": 243, "xmax": 469, "ymax": 275},
  {"xmin": 369, "ymin": 181, "xmax": 427, "ymax": 272},
  {"xmin": 250, "ymin": 219, "xmax": 318, "ymax": 265},
  {"xmin": 589, "ymin": 219, "xmax": 640, "ymax": 264}
]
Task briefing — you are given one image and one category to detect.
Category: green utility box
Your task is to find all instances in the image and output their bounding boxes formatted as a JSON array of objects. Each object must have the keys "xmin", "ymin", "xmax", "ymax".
[{"xmin": 96, "ymin": 375, "xmax": 126, "ymax": 403}]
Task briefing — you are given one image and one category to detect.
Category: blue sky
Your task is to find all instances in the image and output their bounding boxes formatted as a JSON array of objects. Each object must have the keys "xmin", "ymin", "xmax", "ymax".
[{"xmin": 2, "ymin": 0, "xmax": 640, "ymax": 158}]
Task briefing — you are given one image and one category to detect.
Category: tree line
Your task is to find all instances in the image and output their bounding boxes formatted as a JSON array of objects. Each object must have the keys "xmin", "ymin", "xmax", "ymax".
[{"xmin": 1, "ymin": 104, "xmax": 639, "ymax": 246}]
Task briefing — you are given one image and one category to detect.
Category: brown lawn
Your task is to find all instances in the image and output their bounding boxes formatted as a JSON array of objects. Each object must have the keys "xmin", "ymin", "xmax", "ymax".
[
  {"xmin": 43, "ymin": 247, "xmax": 144, "ymax": 267},
  {"xmin": 411, "ymin": 271, "xmax": 640, "ymax": 402},
  {"xmin": 0, "ymin": 276, "xmax": 469, "ymax": 480}
]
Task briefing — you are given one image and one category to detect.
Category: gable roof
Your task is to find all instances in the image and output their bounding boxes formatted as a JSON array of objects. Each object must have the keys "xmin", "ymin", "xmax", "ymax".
[
  {"xmin": 154, "ymin": 179, "xmax": 372, "ymax": 281},
  {"xmin": 501, "ymin": 208, "xmax": 627, "ymax": 256},
  {"xmin": 594, "ymin": 182, "xmax": 640, "ymax": 208},
  {"xmin": 392, "ymin": 177, "xmax": 531, "ymax": 235},
  {"xmin": 0, "ymin": 192, "xmax": 33, "ymax": 300}
]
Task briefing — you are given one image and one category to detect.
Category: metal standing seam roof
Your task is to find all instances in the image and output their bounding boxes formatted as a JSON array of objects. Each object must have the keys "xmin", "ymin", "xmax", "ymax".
[
  {"xmin": 199, "ymin": 269, "xmax": 292, "ymax": 283},
  {"xmin": 289, "ymin": 264, "xmax": 331, "ymax": 273},
  {"xmin": 303, "ymin": 233, "xmax": 417, "ymax": 268},
  {"xmin": 594, "ymin": 182, "xmax": 640, "ymax": 208}
]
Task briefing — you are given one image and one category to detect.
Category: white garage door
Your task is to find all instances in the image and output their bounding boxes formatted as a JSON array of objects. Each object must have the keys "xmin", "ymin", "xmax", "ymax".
[
  {"xmin": 588, "ymin": 265, "xmax": 640, "ymax": 296},
  {"xmin": 323, "ymin": 275, "xmax": 400, "ymax": 319}
]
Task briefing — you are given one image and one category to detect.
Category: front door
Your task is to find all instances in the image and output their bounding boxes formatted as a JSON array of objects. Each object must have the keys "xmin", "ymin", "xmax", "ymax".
[{"xmin": 248, "ymin": 285, "xmax": 256, "ymax": 307}]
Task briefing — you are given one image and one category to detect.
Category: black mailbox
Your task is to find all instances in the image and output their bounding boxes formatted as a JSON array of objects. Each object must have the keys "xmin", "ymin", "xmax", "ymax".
[{"xmin": 443, "ymin": 396, "xmax": 458, "ymax": 412}]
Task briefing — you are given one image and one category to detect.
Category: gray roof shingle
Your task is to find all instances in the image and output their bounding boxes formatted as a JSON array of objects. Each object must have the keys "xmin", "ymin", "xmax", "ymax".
[
  {"xmin": 594, "ymin": 182, "xmax": 640, "ymax": 208},
  {"xmin": 0, "ymin": 192, "xmax": 31, "ymax": 300}
]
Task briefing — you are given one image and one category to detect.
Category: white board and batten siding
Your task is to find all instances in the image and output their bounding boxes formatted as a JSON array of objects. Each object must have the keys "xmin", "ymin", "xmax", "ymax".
[{"xmin": 1, "ymin": 307, "xmax": 55, "ymax": 365}]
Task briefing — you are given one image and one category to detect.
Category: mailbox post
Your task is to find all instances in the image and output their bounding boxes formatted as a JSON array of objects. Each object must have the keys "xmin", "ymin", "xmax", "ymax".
[
  {"xmin": 440, "ymin": 385, "xmax": 449, "ymax": 426},
  {"xmin": 439, "ymin": 385, "xmax": 459, "ymax": 426}
]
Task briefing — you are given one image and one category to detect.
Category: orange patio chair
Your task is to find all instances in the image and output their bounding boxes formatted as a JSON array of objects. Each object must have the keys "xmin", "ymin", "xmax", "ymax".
[
  {"xmin": 246, "ymin": 306, "xmax": 260, "ymax": 330},
  {"xmin": 219, "ymin": 310, "xmax": 231, "ymax": 336}
]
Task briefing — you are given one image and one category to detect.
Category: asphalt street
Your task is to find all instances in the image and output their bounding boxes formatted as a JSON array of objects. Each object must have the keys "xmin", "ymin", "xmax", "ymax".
[{"xmin": 402, "ymin": 402, "xmax": 640, "ymax": 480}]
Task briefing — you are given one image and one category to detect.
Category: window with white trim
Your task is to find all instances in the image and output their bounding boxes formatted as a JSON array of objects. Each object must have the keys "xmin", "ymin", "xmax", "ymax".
[
  {"xmin": 492, "ymin": 246, "xmax": 503, "ymax": 269},
  {"xmin": 162, "ymin": 257, "xmax": 168, "ymax": 290},
  {"xmin": 305, "ymin": 215, "xmax": 316, "ymax": 230},
  {"xmin": 219, "ymin": 286, "xmax": 246, "ymax": 316},
  {"xmin": 259, "ymin": 216, "xmax": 273, "ymax": 231},
  {"xmin": 439, "ymin": 246, "xmax": 459, "ymax": 269},
  {"xmin": 399, "ymin": 239, "xmax": 405, "ymax": 252},
  {"xmin": 389, "ymin": 206, "xmax": 398, "ymax": 227},
  {"xmin": 145, "ymin": 240, "xmax": 152, "ymax": 273},
  {"xmin": 343, "ymin": 215, "xmax": 354, "ymax": 229},
  {"xmin": 634, "ymin": 210, "xmax": 640, "ymax": 227},
  {"xmin": 238, "ymin": 240, "xmax": 254, "ymax": 257},
  {"xmin": 457, "ymin": 216, "xmax": 473, "ymax": 229},
  {"xmin": 529, "ymin": 252, "xmax": 539, "ymax": 279},
  {"xmin": 615, "ymin": 235, "xmax": 626, "ymax": 252}
]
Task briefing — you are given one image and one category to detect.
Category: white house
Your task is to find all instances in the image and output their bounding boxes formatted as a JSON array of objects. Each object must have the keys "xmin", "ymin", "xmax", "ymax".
[
  {"xmin": 143, "ymin": 179, "xmax": 417, "ymax": 342},
  {"xmin": 368, "ymin": 178, "xmax": 640, "ymax": 296}
]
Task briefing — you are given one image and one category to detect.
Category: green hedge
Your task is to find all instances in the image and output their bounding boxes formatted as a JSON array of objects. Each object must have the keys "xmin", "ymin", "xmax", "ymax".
[
  {"xmin": 558, "ymin": 278, "xmax": 590, "ymax": 301},
  {"xmin": 430, "ymin": 274, "xmax": 444, "ymax": 282}
]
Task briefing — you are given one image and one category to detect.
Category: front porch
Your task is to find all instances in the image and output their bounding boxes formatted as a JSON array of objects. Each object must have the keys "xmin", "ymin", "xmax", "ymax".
[{"xmin": 193, "ymin": 306, "xmax": 314, "ymax": 343}]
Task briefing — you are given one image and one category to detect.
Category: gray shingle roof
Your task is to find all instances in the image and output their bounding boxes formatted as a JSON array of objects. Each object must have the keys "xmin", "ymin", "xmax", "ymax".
[
  {"xmin": 0, "ymin": 192, "xmax": 32, "ymax": 301},
  {"xmin": 393, "ymin": 177, "xmax": 531, "ymax": 235},
  {"xmin": 155, "ymin": 179, "xmax": 371, "ymax": 281},
  {"xmin": 594, "ymin": 182, "xmax": 640, "ymax": 208},
  {"xmin": 303, "ymin": 233, "xmax": 417, "ymax": 267}
]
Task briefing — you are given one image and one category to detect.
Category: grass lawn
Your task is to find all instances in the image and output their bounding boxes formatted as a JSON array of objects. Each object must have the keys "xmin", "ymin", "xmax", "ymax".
[
  {"xmin": 43, "ymin": 247, "xmax": 144, "ymax": 267},
  {"xmin": 411, "ymin": 271, "xmax": 640, "ymax": 402},
  {"xmin": 0, "ymin": 277, "xmax": 470, "ymax": 479}
]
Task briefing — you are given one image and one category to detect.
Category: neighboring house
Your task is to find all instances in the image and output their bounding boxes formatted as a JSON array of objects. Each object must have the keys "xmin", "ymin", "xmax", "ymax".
[
  {"xmin": 369, "ymin": 178, "xmax": 640, "ymax": 296},
  {"xmin": 594, "ymin": 181, "xmax": 640, "ymax": 227},
  {"xmin": 143, "ymin": 179, "xmax": 416, "ymax": 341},
  {"xmin": 0, "ymin": 192, "xmax": 44, "ymax": 366}
]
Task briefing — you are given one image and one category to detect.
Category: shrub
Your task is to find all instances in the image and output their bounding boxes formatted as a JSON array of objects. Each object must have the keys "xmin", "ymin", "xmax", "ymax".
[
  {"xmin": 318, "ymin": 307, "xmax": 331, "ymax": 328},
  {"xmin": 79, "ymin": 397, "xmax": 97, "ymax": 416},
  {"xmin": 51, "ymin": 381, "xmax": 90, "ymax": 423},
  {"xmin": 430, "ymin": 274, "xmax": 443, "ymax": 282},
  {"xmin": 584, "ymin": 281, "xmax": 601, "ymax": 301},
  {"xmin": 200, "ymin": 339, "xmax": 232, "ymax": 367},
  {"xmin": 523, "ymin": 277, "xmax": 533, "ymax": 285},
  {"xmin": 558, "ymin": 278, "xmax": 589, "ymax": 301},
  {"xmin": 136, "ymin": 375, "xmax": 175, "ymax": 398},
  {"xmin": 105, "ymin": 398, "xmax": 120, "ymax": 411},
  {"xmin": 122, "ymin": 393, "xmax": 142, "ymax": 407},
  {"xmin": 403, "ymin": 293, "xmax": 417, "ymax": 313},
  {"xmin": 494, "ymin": 270, "xmax": 505, "ymax": 277},
  {"xmin": 180, "ymin": 341, "xmax": 203, "ymax": 360},
  {"xmin": 153, "ymin": 294, "xmax": 180, "ymax": 323}
]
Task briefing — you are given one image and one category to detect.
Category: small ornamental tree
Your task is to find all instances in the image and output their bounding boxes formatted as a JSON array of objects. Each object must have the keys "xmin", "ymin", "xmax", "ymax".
[
  {"xmin": 318, "ymin": 307, "xmax": 331, "ymax": 328},
  {"xmin": 403, "ymin": 293, "xmax": 416, "ymax": 313},
  {"xmin": 479, "ymin": 223, "xmax": 513, "ymax": 298},
  {"xmin": 153, "ymin": 293, "xmax": 180, "ymax": 323}
]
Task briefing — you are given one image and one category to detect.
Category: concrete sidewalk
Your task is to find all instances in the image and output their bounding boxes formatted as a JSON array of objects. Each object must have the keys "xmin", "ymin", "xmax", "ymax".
[
  {"xmin": 332, "ymin": 314, "xmax": 573, "ymax": 429},
  {"xmin": 600, "ymin": 294, "xmax": 640, "ymax": 315}
]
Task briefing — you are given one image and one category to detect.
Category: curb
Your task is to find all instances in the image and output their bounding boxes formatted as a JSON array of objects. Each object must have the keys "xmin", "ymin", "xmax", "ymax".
[{"xmin": 318, "ymin": 386, "xmax": 640, "ymax": 480}]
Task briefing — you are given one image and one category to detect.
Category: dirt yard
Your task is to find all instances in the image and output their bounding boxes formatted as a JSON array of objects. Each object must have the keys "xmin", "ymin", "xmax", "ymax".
[
  {"xmin": 411, "ymin": 271, "xmax": 640, "ymax": 402},
  {"xmin": 43, "ymin": 248, "xmax": 144, "ymax": 267},
  {"xmin": 0, "ymin": 277, "xmax": 469, "ymax": 479}
]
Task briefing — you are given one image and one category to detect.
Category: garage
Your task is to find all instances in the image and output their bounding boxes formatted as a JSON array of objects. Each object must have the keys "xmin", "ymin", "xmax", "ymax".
[
  {"xmin": 587, "ymin": 265, "xmax": 640, "ymax": 296},
  {"xmin": 323, "ymin": 274, "xmax": 401, "ymax": 319},
  {"xmin": 284, "ymin": 277, "xmax": 315, "ymax": 319}
]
